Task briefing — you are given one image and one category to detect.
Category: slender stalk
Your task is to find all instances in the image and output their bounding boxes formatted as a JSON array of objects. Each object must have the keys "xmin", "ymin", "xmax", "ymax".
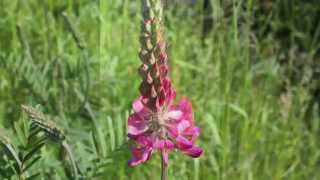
[
  {"xmin": 61, "ymin": 141, "xmax": 79, "ymax": 180},
  {"xmin": 61, "ymin": 12, "xmax": 90, "ymax": 113},
  {"xmin": 161, "ymin": 154, "xmax": 168, "ymax": 180}
]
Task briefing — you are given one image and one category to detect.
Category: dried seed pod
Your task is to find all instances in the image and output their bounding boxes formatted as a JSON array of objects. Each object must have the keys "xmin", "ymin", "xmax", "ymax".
[{"xmin": 21, "ymin": 105, "xmax": 65, "ymax": 141}]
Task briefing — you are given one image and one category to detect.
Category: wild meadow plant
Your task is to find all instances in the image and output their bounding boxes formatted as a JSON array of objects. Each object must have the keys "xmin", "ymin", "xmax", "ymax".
[
  {"xmin": 127, "ymin": 0, "xmax": 203, "ymax": 179},
  {"xmin": 0, "ymin": 105, "xmax": 78, "ymax": 179}
]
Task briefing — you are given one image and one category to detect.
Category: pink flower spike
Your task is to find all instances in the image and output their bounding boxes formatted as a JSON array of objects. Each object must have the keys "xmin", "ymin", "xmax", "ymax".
[{"xmin": 128, "ymin": 0, "xmax": 203, "ymax": 170}]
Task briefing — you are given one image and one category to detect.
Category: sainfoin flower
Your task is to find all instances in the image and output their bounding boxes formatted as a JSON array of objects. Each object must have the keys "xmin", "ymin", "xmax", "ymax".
[
  {"xmin": 128, "ymin": 96, "xmax": 203, "ymax": 166},
  {"xmin": 128, "ymin": 0, "xmax": 203, "ymax": 166}
]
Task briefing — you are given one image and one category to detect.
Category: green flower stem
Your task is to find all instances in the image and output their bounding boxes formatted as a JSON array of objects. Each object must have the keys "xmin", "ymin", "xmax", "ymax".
[{"xmin": 161, "ymin": 154, "xmax": 168, "ymax": 180}]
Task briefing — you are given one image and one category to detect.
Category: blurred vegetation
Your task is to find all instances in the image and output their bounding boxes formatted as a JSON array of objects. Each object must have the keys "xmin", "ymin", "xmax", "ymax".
[{"xmin": 0, "ymin": 0, "xmax": 319, "ymax": 179}]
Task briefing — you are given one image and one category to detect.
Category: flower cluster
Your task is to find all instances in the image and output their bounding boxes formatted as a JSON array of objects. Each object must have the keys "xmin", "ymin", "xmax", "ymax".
[
  {"xmin": 128, "ymin": 0, "xmax": 203, "ymax": 166},
  {"xmin": 128, "ymin": 97, "xmax": 203, "ymax": 166}
]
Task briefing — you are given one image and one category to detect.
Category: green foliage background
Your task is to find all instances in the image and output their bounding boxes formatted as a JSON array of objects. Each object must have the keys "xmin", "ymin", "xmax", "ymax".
[{"xmin": 0, "ymin": 0, "xmax": 319, "ymax": 179}]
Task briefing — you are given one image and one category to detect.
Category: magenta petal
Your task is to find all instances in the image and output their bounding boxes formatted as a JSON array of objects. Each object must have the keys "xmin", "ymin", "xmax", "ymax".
[
  {"xmin": 191, "ymin": 127, "xmax": 201, "ymax": 142},
  {"xmin": 128, "ymin": 146, "xmax": 152, "ymax": 166},
  {"xmin": 127, "ymin": 114, "xmax": 148, "ymax": 137},
  {"xmin": 177, "ymin": 120, "xmax": 190, "ymax": 134},
  {"xmin": 136, "ymin": 135, "xmax": 153, "ymax": 146},
  {"xmin": 177, "ymin": 98, "xmax": 192, "ymax": 113},
  {"xmin": 183, "ymin": 146, "xmax": 203, "ymax": 158},
  {"xmin": 132, "ymin": 97, "xmax": 150, "ymax": 120},
  {"xmin": 164, "ymin": 140, "xmax": 175, "ymax": 149},
  {"xmin": 167, "ymin": 120, "xmax": 190, "ymax": 138},
  {"xmin": 133, "ymin": 98, "xmax": 144, "ymax": 113},
  {"xmin": 193, "ymin": 127, "xmax": 200, "ymax": 136},
  {"xmin": 167, "ymin": 110, "xmax": 183, "ymax": 120},
  {"xmin": 176, "ymin": 135, "xmax": 193, "ymax": 149},
  {"xmin": 154, "ymin": 139, "xmax": 165, "ymax": 149},
  {"xmin": 174, "ymin": 98, "xmax": 194, "ymax": 123},
  {"xmin": 167, "ymin": 125, "xmax": 178, "ymax": 137},
  {"xmin": 128, "ymin": 124, "xmax": 147, "ymax": 137},
  {"xmin": 154, "ymin": 139, "xmax": 174, "ymax": 150}
]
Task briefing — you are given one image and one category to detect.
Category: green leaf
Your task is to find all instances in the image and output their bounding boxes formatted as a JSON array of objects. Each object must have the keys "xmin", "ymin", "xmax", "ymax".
[
  {"xmin": 23, "ymin": 155, "xmax": 41, "ymax": 172},
  {"xmin": 107, "ymin": 116, "xmax": 115, "ymax": 151},
  {"xmin": 92, "ymin": 119, "xmax": 107, "ymax": 157},
  {"xmin": 116, "ymin": 114, "xmax": 124, "ymax": 147},
  {"xmin": 27, "ymin": 127, "xmax": 42, "ymax": 141},
  {"xmin": 23, "ymin": 142, "xmax": 45, "ymax": 163},
  {"xmin": 0, "ymin": 131, "xmax": 22, "ymax": 172},
  {"xmin": 204, "ymin": 114, "xmax": 222, "ymax": 146},
  {"xmin": 14, "ymin": 121, "xmax": 27, "ymax": 147},
  {"xmin": 26, "ymin": 172, "xmax": 41, "ymax": 180},
  {"xmin": 228, "ymin": 103, "xmax": 248, "ymax": 120}
]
